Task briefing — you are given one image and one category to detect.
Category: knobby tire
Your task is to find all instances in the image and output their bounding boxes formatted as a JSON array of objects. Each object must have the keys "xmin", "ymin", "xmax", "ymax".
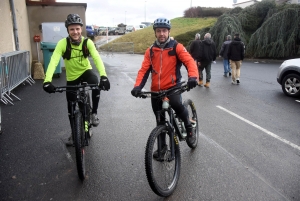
[
  {"xmin": 184, "ymin": 99, "xmax": 199, "ymax": 149},
  {"xmin": 74, "ymin": 111, "xmax": 86, "ymax": 181},
  {"xmin": 145, "ymin": 125, "xmax": 181, "ymax": 197}
]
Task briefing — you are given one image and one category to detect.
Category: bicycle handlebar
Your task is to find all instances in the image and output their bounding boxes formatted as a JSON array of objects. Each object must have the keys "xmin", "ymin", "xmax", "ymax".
[
  {"xmin": 138, "ymin": 82, "xmax": 189, "ymax": 99},
  {"xmin": 54, "ymin": 83, "xmax": 99, "ymax": 93}
]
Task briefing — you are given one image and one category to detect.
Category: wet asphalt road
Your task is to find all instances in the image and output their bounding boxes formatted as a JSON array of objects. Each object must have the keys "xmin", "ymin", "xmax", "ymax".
[{"xmin": 0, "ymin": 52, "xmax": 299, "ymax": 201}]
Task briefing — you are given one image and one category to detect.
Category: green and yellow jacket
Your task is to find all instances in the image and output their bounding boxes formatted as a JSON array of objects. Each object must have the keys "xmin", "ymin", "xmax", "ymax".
[{"xmin": 44, "ymin": 36, "xmax": 107, "ymax": 83}]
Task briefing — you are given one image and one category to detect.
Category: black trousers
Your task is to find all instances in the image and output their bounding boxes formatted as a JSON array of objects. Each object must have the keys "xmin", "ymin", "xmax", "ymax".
[
  {"xmin": 66, "ymin": 69, "xmax": 100, "ymax": 115},
  {"xmin": 151, "ymin": 92, "xmax": 190, "ymax": 127}
]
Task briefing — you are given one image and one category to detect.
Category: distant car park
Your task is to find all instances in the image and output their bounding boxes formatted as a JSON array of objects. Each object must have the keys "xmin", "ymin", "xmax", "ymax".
[
  {"xmin": 277, "ymin": 58, "xmax": 300, "ymax": 97},
  {"xmin": 126, "ymin": 24, "xmax": 147, "ymax": 33}
]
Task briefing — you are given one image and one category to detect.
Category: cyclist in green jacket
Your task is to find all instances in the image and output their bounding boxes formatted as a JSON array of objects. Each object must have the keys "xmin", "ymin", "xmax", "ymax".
[{"xmin": 43, "ymin": 14, "xmax": 110, "ymax": 146}]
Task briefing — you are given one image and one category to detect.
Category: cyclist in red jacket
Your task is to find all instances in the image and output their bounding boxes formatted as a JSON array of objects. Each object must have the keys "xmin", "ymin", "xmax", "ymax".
[{"xmin": 131, "ymin": 17, "xmax": 198, "ymax": 145}]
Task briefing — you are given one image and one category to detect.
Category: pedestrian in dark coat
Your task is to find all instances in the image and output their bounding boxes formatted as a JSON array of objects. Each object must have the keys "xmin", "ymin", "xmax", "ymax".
[
  {"xmin": 227, "ymin": 33, "xmax": 245, "ymax": 85},
  {"xmin": 197, "ymin": 33, "xmax": 216, "ymax": 88},
  {"xmin": 189, "ymin": 33, "xmax": 202, "ymax": 62},
  {"xmin": 219, "ymin": 35, "xmax": 232, "ymax": 77}
]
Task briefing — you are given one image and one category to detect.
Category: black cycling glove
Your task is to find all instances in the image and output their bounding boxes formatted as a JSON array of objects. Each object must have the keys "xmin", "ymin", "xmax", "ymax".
[
  {"xmin": 99, "ymin": 76, "xmax": 110, "ymax": 91},
  {"xmin": 43, "ymin": 82, "xmax": 56, "ymax": 93},
  {"xmin": 131, "ymin": 87, "xmax": 141, "ymax": 98},
  {"xmin": 187, "ymin": 77, "xmax": 197, "ymax": 91}
]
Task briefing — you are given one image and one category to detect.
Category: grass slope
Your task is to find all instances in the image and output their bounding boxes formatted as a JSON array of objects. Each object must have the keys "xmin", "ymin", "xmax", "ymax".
[{"xmin": 99, "ymin": 17, "xmax": 217, "ymax": 54}]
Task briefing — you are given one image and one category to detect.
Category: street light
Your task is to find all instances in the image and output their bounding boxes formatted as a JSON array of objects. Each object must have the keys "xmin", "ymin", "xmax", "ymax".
[
  {"xmin": 125, "ymin": 11, "xmax": 127, "ymax": 25},
  {"xmin": 145, "ymin": 1, "xmax": 147, "ymax": 22}
]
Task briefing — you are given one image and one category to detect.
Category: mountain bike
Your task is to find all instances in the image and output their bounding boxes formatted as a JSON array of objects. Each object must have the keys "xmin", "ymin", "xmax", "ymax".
[
  {"xmin": 138, "ymin": 83, "xmax": 199, "ymax": 197},
  {"xmin": 55, "ymin": 82, "xmax": 98, "ymax": 181}
]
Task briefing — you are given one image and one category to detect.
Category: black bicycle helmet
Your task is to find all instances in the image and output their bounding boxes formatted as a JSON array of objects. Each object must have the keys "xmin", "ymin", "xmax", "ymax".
[
  {"xmin": 153, "ymin": 18, "xmax": 171, "ymax": 30},
  {"xmin": 65, "ymin": 14, "xmax": 83, "ymax": 28}
]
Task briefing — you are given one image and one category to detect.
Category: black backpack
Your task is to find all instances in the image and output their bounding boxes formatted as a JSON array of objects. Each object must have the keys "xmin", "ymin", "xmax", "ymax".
[
  {"xmin": 62, "ymin": 37, "xmax": 90, "ymax": 60},
  {"xmin": 150, "ymin": 41, "xmax": 182, "ymax": 67}
]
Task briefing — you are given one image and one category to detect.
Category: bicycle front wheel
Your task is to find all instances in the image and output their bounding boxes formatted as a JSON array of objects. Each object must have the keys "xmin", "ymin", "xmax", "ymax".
[
  {"xmin": 184, "ymin": 99, "xmax": 199, "ymax": 149},
  {"xmin": 145, "ymin": 125, "xmax": 181, "ymax": 197},
  {"xmin": 74, "ymin": 110, "xmax": 86, "ymax": 181},
  {"xmin": 86, "ymin": 92, "xmax": 93, "ymax": 138}
]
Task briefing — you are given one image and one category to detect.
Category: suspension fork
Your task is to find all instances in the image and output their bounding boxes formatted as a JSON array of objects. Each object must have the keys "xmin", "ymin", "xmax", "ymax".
[
  {"xmin": 69, "ymin": 101, "xmax": 77, "ymax": 139},
  {"xmin": 80, "ymin": 91, "xmax": 90, "ymax": 146},
  {"xmin": 167, "ymin": 109, "xmax": 177, "ymax": 161},
  {"xmin": 155, "ymin": 109, "xmax": 177, "ymax": 161}
]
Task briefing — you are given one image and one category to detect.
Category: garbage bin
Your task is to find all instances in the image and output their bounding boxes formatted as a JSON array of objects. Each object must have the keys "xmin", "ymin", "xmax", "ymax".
[{"xmin": 40, "ymin": 42, "xmax": 62, "ymax": 77}]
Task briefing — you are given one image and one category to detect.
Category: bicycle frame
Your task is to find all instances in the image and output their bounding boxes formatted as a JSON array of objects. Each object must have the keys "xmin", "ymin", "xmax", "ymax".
[
  {"xmin": 156, "ymin": 108, "xmax": 178, "ymax": 161},
  {"xmin": 69, "ymin": 89, "xmax": 90, "ymax": 146},
  {"xmin": 142, "ymin": 83, "xmax": 198, "ymax": 196},
  {"xmin": 151, "ymin": 85, "xmax": 189, "ymax": 161},
  {"xmin": 56, "ymin": 82, "xmax": 98, "ymax": 146}
]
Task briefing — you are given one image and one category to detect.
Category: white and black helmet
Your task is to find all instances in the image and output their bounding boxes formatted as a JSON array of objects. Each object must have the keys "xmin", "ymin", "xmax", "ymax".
[
  {"xmin": 65, "ymin": 14, "xmax": 83, "ymax": 28},
  {"xmin": 153, "ymin": 18, "xmax": 171, "ymax": 30}
]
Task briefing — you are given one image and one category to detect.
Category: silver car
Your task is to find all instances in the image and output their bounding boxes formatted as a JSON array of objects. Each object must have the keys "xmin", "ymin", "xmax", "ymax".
[{"xmin": 277, "ymin": 58, "xmax": 300, "ymax": 97}]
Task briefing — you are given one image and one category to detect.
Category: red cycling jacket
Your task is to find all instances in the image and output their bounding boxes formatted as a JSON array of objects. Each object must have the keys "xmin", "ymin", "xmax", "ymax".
[{"xmin": 133, "ymin": 40, "xmax": 198, "ymax": 92}]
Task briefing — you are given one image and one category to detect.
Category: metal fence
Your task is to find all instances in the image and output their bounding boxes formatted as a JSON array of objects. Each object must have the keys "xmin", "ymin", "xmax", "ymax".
[
  {"xmin": 0, "ymin": 50, "xmax": 35, "ymax": 105},
  {"xmin": 98, "ymin": 42, "xmax": 134, "ymax": 57}
]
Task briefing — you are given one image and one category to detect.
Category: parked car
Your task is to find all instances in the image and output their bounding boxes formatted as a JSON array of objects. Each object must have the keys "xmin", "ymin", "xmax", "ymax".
[
  {"xmin": 98, "ymin": 27, "xmax": 107, "ymax": 35},
  {"xmin": 115, "ymin": 27, "xmax": 126, "ymax": 35},
  {"xmin": 86, "ymin": 25, "xmax": 95, "ymax": 39},
  {"xmin": 126, "ymin": 24, "xmax": 146, "ymax": 33},
  {"xmin": 277, "ymin": 58, "xmax": 300, "ymax": 97},
  {"xmin": 108, "ymin": 27, "xmax": 117, "ymax": 35}
]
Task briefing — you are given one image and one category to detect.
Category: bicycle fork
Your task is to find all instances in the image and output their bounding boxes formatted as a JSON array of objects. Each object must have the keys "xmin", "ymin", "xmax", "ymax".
[{"xmin": 156, "ymin": 110, "xmax": 177, "ymax": 161}]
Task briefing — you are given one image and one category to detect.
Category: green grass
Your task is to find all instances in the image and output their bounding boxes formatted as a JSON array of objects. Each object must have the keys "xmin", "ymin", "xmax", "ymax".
[{"xmin": 99, "ymin": 17, "xmax": 217, "ymax": 54}]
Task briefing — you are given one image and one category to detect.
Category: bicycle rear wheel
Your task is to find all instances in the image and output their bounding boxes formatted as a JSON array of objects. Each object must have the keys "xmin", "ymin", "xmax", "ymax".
[
  {"xmin": 145, "ymin": 125, "xmax": 181, "ymax": 197},
  {"xmin": 74, "ymin": 110, "xmax": 86, "ymax": 180},
  {"xmin": 184, "ymin": 99, "xmax": 199, "ymax": 148}
]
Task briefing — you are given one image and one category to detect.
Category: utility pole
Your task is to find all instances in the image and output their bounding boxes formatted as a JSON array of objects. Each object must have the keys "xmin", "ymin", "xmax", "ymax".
[
  {"xmin": 125, "ymin": 11, "xmax": 127, "ymax": 25},
  {"xmin": 145, "ymin": 1, "xmax": 147, "ymax": 22}
]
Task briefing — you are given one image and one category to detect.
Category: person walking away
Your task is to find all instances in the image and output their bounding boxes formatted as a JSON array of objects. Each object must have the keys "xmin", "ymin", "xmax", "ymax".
[
  {"xmin": 197, "ymin": 33, "xmax": 216, "ymax": 88},
  {"xmin": 219, "ymin": 35, "xmax": 232, "ymax": 77},
  {"xmin": 189, "ymin": 33, "xmax": 201, "ymax": 65},
  {"xmin": 189, "ymin": 33, "xmax": 202, "ymax": 85},
  {"xmin": 43, "ymin": 14, "xmax": 110, "ymax": 146},
  {"xmin": 227, "ymin": 33, "xmax": 245, "ymax": 84},
  {"xmin": 130, "ymin": 17, "xmax": 198, "ymax": 147}
]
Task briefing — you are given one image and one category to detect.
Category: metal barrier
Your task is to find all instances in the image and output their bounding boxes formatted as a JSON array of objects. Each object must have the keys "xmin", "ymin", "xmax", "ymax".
[
  {"xmin": 0, "ymin": 50, "xmax": 35, "ymax": 134},
  {"xmin": 0, "ymin": 50, "xmax": 35, "ymax": 105},
  {"xmin": 98, "ymin": 42, "xmax": 134, "ymax": 57}
]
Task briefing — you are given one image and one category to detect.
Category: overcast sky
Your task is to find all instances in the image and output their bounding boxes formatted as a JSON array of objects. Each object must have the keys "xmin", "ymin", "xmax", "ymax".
[{"xmin": 56, "ymin": 0, "xmax": 254, "ymax": 27}]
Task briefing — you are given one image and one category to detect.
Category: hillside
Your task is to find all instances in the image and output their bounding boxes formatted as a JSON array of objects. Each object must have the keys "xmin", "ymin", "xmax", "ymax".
[
  {"xmin": 99, "ymin": 0, "xmax": 300, "ymax": 59},
  {"xmin": 99, "ymin": 17, "xmax": 217, "ymax": 54}
]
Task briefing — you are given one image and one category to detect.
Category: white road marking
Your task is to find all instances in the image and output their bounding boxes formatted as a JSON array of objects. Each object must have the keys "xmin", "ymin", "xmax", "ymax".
[
  {"xmin": 122, "ymin": 72, "xmax": 135, "ymax": 84},
  {"xmin": 122, "ymin": 72, "xmax": 147, "ymax": 91},
  {"xmin": 216, "ymin": 105, "xmax": 300, "ymax": 151},
  {"xmin": 296, "ymin": 100, "xmax": 300, "ymax": 103},
  {"xmin": 201, "ymin": 133, "xmax": 291, "ymax": 200}
]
